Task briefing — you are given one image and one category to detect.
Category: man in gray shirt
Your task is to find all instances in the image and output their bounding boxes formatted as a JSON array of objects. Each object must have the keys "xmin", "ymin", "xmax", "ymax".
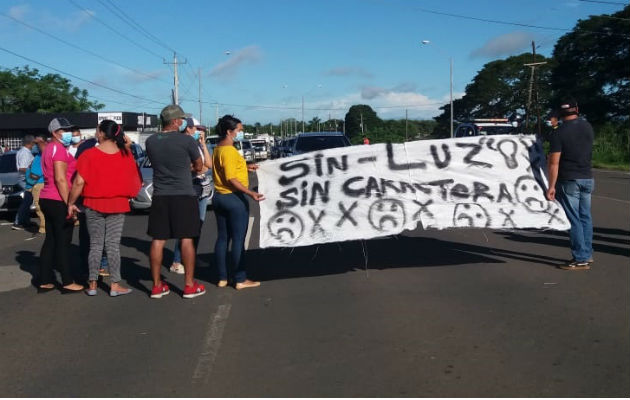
[{"xmin": 145, "ymin": 104, "xmax": 205, "ymax": 299}]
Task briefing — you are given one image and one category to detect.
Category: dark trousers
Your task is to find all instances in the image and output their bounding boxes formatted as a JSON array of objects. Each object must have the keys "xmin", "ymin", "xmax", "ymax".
[
  {"xmin": 213, "ymin": 192, "xmax": 250, "ymax": 283},
  {"xmin": 15, "ymin": 189, "xmax": 33, "ymax": 226},
  {"xmin": 39, "ymin": 198, "xmax": 75, "ymax": 286}
]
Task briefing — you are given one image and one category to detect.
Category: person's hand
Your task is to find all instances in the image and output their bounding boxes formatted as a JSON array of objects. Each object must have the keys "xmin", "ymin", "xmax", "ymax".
[
  {"xmin": 546, "ymin": 187, "xmax": 556, "ymax": 201},
  {"xmin": 247, "ymin": 163, "xmax": 259, "ymax": 171},
  {"xmin": 199, "ymin": 130, "xmax": 206, "ymax": 144},
  {"xmin": 249, "ymin": 191, "xmax": 265, "ymax": 201},
  {"xmin": 123, "ymin": 135, "xmax": 132, "ymax": 148},
  {"xmin": 67, "ymin": 204, "xmax": 80, "ymax": 220}
]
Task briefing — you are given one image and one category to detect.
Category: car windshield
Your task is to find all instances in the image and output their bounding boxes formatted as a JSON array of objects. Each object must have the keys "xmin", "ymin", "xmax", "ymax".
[
  {"xmin": 241, "ymin": 141, "xmax": 252, "ymax": 150},
  {"xmin": 0, "ymin": 154, "xmax": 17, "ymax": 173},
  {"xmin": 295, "ymin": 136, "xmax": 348, "ymax": 152},
  {"xmin": 479, "ymin": 126, "xmax": 516, "ymax": 135}
]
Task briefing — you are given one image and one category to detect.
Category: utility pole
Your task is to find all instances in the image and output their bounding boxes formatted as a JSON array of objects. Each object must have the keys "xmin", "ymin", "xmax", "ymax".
[
  {"xmin": 302, "ymin": 96, "xmax": 304, "ymax": 133},
  {"xmin": 198, "ymin": 67, "xmax": 202, "ymax": 123},
  {"xmin": 164, "ymin": 52, "xmax": 186, "ymax": 105},
  {"xmin": 405, "ymin": 108, "xmax": 409, "ymax": 142},
  {"xmin": 360, "ymin": 113, "xmax": 364, "ymax": 136},
  {"xmin": 524, "ymin": 41, "xmax": 547, "ymax": 134}
]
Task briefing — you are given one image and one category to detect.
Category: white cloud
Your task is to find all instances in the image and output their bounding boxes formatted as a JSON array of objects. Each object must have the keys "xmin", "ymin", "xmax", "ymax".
[
  {"xmin": 119, "ymin": 67, "xmax": 167, "ymax": 83},
  {"xmin": 8, "ymin": 4, "xmax": 29, "ymax": 20},
  {"xmin": 37, "ymin": 9, "xmax": 95, "ymax": 32},
  {"xmin": 470, "ymin": 31, "xmax": 536, "ymax": 59},
  {"xmin": 210, "ymin": 45, "xmax": 262, "ymax": 80}
]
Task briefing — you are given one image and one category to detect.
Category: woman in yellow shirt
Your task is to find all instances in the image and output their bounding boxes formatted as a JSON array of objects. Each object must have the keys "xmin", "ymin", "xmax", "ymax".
[{"xmin": 212, "ymin": 115, "xmax": 264, "ymax": 290}]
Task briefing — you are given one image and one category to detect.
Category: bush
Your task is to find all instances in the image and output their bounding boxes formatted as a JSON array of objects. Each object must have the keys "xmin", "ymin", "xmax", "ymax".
[{"xmin": 592, "ymin": 122, "xmax": 629, "ymax": 169}]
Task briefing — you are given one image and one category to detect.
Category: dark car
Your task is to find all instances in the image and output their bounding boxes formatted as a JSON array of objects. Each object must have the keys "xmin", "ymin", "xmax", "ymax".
[
  {"xmin": 286, "ymin": 132, "xmax": 351, "ymax": 156},
  {"xmin": 130, "ymin": 157, "xmax": 214, "ymax": 211}
]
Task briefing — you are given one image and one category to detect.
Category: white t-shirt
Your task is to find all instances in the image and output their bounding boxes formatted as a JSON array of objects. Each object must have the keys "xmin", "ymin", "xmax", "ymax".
[{"xmin": 16, "ymin": 146, "xmax": 34, "ymax": 172}]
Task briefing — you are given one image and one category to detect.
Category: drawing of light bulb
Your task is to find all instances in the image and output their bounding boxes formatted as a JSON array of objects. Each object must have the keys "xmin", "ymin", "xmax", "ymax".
[{"xmin": 497, "ymin": 139, "xmax": 518, "ymax": 169}]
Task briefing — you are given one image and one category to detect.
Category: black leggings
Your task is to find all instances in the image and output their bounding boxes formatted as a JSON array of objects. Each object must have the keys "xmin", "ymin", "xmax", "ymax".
[{"xmin": 39, "ymin": 198, "xmax": 75, "ymax": 285}]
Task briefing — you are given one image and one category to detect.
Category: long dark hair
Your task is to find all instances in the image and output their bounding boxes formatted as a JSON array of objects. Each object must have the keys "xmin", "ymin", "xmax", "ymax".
[
  {"xmin": 98, "ymin": 119, "xmax": 129, "ymax": 156},
  {"xmin": 215, "ymin": 115, "xmax": 241, "ymax": 138}
]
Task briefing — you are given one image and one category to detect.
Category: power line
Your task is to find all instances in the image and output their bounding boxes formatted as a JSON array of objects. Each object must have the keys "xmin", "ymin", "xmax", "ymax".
[
  {"xmin": 0, "ymin": 12, "xmax": 171, "ymax": 85},
  {"xmin": 0, "ymin": 45, "xmax": 165, "ymax": 105},
  {"xmin": 416, "ymin": 7, "xmax": 630, "ymax": 38},
  {"xmin": 66, "ymin": 0, "xmax": 166, "ymax": 60},
  {"xmin": 97, "ymin": 0, "xmax": 178, "ymax": 54}
]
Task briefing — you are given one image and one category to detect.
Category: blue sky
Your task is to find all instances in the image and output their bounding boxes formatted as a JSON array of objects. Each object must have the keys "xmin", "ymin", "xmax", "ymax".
[{"xmin": 0, "ymin": 0, "xmax": 626, "ymax": 125}]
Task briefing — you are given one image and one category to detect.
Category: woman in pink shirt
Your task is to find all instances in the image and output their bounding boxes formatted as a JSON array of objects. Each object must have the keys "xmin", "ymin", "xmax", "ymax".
[{"xmin": 37, "ymin": 118, "xmax": 83, "ymax": 293}]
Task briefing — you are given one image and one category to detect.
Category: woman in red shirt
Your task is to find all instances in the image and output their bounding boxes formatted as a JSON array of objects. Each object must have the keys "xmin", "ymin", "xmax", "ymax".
[{"xmin": 67, "ymin": 120, "xmax": 141, "ymax": 297}]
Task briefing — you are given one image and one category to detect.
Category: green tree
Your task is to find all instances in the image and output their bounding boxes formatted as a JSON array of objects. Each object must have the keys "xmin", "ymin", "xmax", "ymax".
[
  {"xmin": 0, "ymin": 66, "xmax": 103, "ymax": 112},
  {"xmin": 344, "ymin": 104, "xmax": 382, "ymax": 140},
  {"xmin": 432, "ymin": 53, "xmax": 554, "ymax": 137},
  {"xmin": 551, "ymin": 5, "xmax": 630, "ymax": 123}
]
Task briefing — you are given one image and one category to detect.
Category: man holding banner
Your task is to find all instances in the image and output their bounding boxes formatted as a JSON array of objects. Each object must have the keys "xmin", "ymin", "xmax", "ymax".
[{"xmin": 546, "ymin": 97, "xmax": 595, "ymax": 270}]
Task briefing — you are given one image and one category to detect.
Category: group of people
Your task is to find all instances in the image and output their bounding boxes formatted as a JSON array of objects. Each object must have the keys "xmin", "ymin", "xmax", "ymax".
[
  {"xmin": 33, "ymin": 103, "xmax": 263, "ymax": 297},
  {"xmin": 24, "ymin": 95, "xmax": 594, "ymax": 298}
]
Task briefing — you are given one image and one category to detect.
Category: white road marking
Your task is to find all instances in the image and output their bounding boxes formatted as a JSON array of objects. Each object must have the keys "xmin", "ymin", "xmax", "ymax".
[
  {"xmin": 592, "ymin": 195, "xmax": 630, "ymax": 204},
  {"xmin": 192, "ymin": 303, "xmax": 232, "ymax": 384},
  {"xmin": 244, "ymin": 216, "xmax": 255, "ymax": 250}
]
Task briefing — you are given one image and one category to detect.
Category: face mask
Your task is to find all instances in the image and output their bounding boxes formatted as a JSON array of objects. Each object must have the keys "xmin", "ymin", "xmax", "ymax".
[
  {"xmin": 31, "ymin": 146, "xmax": 40, "ymax": 155},
  {"xmin": 178, "ymin": 119, "xmax": 188, "ymax": 132},
  {"xmin": 60, "ymin": 131, "xmax": 73, "ymax": 147},
  {"xmin": 192, "ymin": 131, "xmax": 201, "ymax": 141},
  {"xmin": 234, "ymin": 131, "xmax": 244, "ymax": 141},
  {"xmin": 71, "ymin": 136, "xmax": 81, "ymax": 144},
  {"xmin": 545, "ymin": 120, "xmax": 552, "ymax": 127}
]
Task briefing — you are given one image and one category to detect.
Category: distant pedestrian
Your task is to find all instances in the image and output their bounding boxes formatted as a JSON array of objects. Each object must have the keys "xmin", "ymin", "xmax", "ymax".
[
  {"xmin": 212, "ymin": 115, "xmax": 264, "ymax": 290},
  {"xmin": 67, "ymin": 120, "xmax": 141, "ymax": 296},
  {"xmin": 13, "ymin": 134, "xmax": 36, "ymax": 230},
  {"xmin": 542, "ymin": 110, "xmax": 560, "ymax": 145},
  {"xmin": 68, "ymin": 128, "xmax": 83, "ymax": 158},
  {"xmin": 145, "ymin": 105, "xmax": 206, "ymax": 299},
  {"xmin": 38, "ymin": 118, "xmax": 83, "ymax": 293},
  {"xmin": 546, "ymin": 97, "xmax": 595, "ymax": 270},
  {"xmin": 363, "ymin": 136, "xmax": 370, "ymax": 145},
  {"xmin": 26, "ymin": 135, "xmax": 47, "ymax": 234},
  {"xmin": 169, "ymin": 119, "xmax": 213, "ymax": 275}
]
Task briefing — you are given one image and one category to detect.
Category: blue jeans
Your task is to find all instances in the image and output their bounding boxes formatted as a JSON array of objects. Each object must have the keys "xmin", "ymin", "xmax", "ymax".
[
  {"xmin": 557, "ymin": 179, "xmax": 594, "ymax": 262},
  {"xmin": 213, "ymin": 192, "xmax": 249, "ymax": 283},
  {"xmin": 172, "ymin": 196, "xmax": 209, "ymax": 263}
]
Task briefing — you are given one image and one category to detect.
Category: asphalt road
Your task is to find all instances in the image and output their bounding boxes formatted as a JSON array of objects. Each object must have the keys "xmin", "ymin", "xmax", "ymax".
[{"xmin": 0, "ymin": 169, "xmax": 628, "ymax": 397}]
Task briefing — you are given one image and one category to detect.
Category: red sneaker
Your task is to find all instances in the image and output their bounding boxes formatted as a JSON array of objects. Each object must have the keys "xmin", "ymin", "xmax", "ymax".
[
  {"xmin": 150, "ymin": 281, "xmax": 170, "ymax": 299},
  {"xmin": 183, "ymin": 281, "xmax": 206, "ymax": 299}
]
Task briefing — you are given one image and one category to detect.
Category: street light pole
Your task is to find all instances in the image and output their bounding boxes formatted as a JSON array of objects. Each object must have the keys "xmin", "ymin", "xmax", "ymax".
[{"xmin": 421, "ymin": 40, "xmax": 454, "ymax": 138}]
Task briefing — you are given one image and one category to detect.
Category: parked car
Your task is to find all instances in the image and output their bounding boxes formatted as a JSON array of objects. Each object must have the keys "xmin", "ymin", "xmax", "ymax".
[
  {"xmin": 0, "ymin": 177, "xmax": 6, "ymax": 211},
  {"xmin": 130, "ymin": 143, "xmax": 146, "ymax": 166},
  {"xmin": 0, "ymin": 151, "xmax": 28, "ymax": 212},
  {"xmin": 454, "ymin": 118, "xmax": 518, "ymax": 138},
  {"xmin": 234, "ymin": 139, "xmax": 255, "ymax": 163},
  {"xmin": 281, "ymin": 138, "xmax": 296, "ymax": 157},
  {"xmin": 284, "ymin": 132, "xmax": 351, "ymax": 156},
  {"xmin": 130, "ymin": 157, "xmax": 214, "ymax": 211}
]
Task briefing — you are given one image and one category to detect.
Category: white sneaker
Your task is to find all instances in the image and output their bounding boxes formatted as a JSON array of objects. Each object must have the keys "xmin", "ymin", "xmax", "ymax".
[{"xmin": 169, "ymin": 262, "xmax": 185, "ymax": 274}]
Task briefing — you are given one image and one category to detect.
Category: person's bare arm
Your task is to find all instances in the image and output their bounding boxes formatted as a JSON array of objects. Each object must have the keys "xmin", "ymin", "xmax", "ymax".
[
  {"xmin": 67, "ymin": 172, "xmax": 85, "ymax": 217},
  {"xmin": 53, "ymin": 160, "xmax": 70, "ymax": 204},
  {"xmin": 192, "ymin": 156, "xmax": 203, "ymax": 174},
  {"xmin": 546, "ymin": 152, "xmax": 560, "ymax": 201},
  {"xmin": 228, "ymin": 178, "xmax": 265, "ymax": 201}
]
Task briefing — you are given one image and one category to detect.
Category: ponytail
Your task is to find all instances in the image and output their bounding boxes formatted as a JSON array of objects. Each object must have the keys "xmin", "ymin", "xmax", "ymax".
[{"xmin": 98, "ymin": 119, "xmax": 129, "ymax": 156}]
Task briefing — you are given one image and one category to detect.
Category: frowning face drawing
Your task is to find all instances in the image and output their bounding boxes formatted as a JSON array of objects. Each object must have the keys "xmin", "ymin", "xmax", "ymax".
[
  {"xmin": 453, "ymin": 203, "xmax": 490, "ymax": 228},
  {"xmin": 368, "ymin": 198, "xmax": 406, "ymax": 233},
  {"xmin": 267, "ymin": 210, "xmax": 304, "ymax": 244},
  {"xmin": 515, "ymin": 176, "xmax": 547, "ymax": 212}
]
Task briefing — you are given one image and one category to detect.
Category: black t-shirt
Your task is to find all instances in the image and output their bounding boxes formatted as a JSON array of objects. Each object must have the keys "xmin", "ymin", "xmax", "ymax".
[
  {"xmin": 549, "ymin": 118, "xmax": 593, "ymax": 180},
  {"xmin": 146, "ymin": 131, "xmax": 200, "ymax": 196}
]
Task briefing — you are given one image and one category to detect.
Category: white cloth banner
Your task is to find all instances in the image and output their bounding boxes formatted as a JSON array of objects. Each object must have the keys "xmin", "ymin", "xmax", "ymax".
[{"xmin": 258, "ymin": 134, "xmax": 570, "ymax": 248}]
